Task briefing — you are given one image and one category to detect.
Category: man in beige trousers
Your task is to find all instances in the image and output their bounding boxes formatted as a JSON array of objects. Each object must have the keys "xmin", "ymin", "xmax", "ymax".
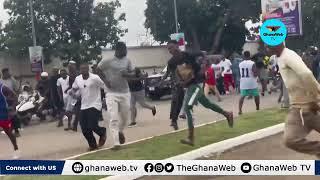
[{"xmin": 266, "ymin": 43, "xmax": 320, "ymax": 158}]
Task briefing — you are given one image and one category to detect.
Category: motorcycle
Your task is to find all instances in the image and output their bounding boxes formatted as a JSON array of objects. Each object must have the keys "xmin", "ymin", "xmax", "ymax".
[{"xmin": 16, "ymin": 86, "xmax": 52, "ymax": 126}]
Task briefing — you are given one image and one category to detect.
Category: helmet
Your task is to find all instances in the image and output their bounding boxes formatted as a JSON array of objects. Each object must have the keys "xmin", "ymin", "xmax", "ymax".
[{"xmin": 41, "ymin": 72, "xmax": 49, "ymax": 77}]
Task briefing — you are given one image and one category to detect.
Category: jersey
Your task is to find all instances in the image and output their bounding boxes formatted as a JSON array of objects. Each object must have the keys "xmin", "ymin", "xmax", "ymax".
[
  {"xmin": 239, "ymin": 60, "xmax": 258, "ymax": 90},
  {"xmin": 0, "ymin": 83, "xmax": 9, "ymax": 120},
  {"xmin": 211, "ymin": 64, "xmax": 222, "ymax": 79}
]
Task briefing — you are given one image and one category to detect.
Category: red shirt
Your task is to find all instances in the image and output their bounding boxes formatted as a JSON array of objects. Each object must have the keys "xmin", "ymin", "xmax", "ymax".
[{"xmin": 205, "ymin": 67, "xmax": 216, "ymax": 85}]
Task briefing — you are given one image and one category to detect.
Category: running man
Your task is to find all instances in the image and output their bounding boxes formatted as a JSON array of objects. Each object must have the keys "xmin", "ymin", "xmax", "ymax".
[
  {"xmin": 56, "ymin": 69, "xmax": 70, "ymax": 129},
  {"xmin": 219, "ymin": 56, "xmax": 235, "ymax": 95},
  {"xmin": 97, "ymin": 42, "xmax": 133, "ymax": 150},
  {"xmin": 238, "ymin": 51, "xmax": 260, "ymax": 115},
  {"xmin": 1, "ymin": 68, "xmax": 21, "ymax": 137},
  {"xmin": 204, "ymin": 57, "xmax": 222, "ymax": 102},
  {"xmin": 64, "ymin": 61, "xmax": 81, "ymax": 132},
  {"xmin": 169, "ymin": 43, "xmax": 233, "ymax": 146},
  {"xmin": 159, "ymin": 40, "xmax": 186, "ymax": 130},
  {"xmin": 266, "ymin": 43, "xmax": 320, "ymax": 158},
  {"xmin": 71, "ymin": 63, "xmax": 107, "ymax": 151},
  {"xmin": 0, "ymin": 82, "xmax": 19, "ymax": 158},
  {"xmin": 128, "ymin": 68, "xmax": 156, "ymax": 127}
]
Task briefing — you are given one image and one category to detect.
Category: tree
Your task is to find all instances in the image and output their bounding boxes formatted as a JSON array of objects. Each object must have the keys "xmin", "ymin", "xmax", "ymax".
[
  {"xmin": 286, "ymin": 0, "xmax": 320, "ymax": 51},
  {"xmin": 0, "ymin": 0, "xmax": 126, "ymax": 63},
  {"xmin": 145, "ymin": 0, "xmax": 261, "ymax": 54}
]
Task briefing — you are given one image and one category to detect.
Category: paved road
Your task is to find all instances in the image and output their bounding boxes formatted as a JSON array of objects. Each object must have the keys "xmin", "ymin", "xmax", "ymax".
[
  {"xmin": 141, "ymin": 127, "xmax": 320, "ymax": 180},
  {"xmin": 0, "ymin": 93, "xmax": 280, "ymax": 160}
]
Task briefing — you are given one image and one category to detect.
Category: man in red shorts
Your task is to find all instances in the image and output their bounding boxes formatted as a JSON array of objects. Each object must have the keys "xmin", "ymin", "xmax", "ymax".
[
  {"xmin": 203, "ymin": 58, "xmax": 222, "ymax": 102},
  {"xmin": 219, "ymin": 56, "xmax": 235, "ymax": 95},
  {"xmin": 0, "ymin": 82, "xmax": 19, "ymax": 158}
]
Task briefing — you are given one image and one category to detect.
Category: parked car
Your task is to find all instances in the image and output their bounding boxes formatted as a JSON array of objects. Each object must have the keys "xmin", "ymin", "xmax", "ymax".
[{"xmin": 145, "ymin": 67, "xmax": 172, "ymax": 100}]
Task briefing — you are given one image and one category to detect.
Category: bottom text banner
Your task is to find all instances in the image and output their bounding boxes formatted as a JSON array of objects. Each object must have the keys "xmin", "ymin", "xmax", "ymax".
[{"xmin": 0, "ymin": 160, "xmax": 318, "ymax": 176}]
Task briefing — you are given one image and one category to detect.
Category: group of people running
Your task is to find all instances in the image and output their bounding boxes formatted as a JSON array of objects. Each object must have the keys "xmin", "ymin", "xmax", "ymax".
[{"xmin": 2, "ymin": 39, "xmax": 320, "ymax": 160}]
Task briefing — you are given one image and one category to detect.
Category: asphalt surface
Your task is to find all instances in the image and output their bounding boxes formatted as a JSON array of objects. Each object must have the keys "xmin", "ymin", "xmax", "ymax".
[{"xmin": 0, "ymin": 93, "xmax": 280, "ymax": 160}]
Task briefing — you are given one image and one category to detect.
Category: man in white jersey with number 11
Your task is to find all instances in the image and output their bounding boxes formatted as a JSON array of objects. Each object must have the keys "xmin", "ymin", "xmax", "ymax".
[{"xmin": 238, "ymin": 51, "xmax": 260, "ymax": 115}]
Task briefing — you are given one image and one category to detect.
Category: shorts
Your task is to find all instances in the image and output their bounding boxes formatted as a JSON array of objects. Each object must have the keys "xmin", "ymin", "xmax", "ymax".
[
  {"xmin": 240, "ymin": 89, "xmax": 259, "ymax": 97},
  {"xmin": 0, "ymin": 119, "xmax": 12, "ymax": 129}
]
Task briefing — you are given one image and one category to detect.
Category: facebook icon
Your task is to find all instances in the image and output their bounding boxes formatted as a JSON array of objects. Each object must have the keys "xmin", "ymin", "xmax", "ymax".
[{"xmin": 144, "ymin": 163, "xmax": 154, "ymax": 173}]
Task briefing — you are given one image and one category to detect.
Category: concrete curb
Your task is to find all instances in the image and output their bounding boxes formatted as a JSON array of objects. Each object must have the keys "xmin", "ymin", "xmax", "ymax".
[{"xmin": 101, "ymin": 123, "xmax": 284, "ymax": 180}]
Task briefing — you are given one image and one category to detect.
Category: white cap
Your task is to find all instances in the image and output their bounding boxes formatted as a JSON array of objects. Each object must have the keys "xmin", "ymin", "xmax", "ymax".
[{"xmin": 41, "ymin": 72, "xmax": 49, "ymax": 77}]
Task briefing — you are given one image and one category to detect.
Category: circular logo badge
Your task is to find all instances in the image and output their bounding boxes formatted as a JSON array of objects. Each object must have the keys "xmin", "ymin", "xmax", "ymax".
[
  {"xmin": 260, "ymin": 19, "xmax": 287, "ymax": 46},
  {"xmin": 72, "ymin": 162, "xmax": 84, "ymax": 174}
]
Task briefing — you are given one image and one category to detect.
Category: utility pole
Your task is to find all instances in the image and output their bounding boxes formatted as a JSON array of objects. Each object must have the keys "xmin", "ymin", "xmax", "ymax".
[
  {"xmin": 174, "ymin": 0, "xmax": 178, "ymax": 33},
  {"xmin": 29, "ymin": 0, "xmax": 37, "ymax": 46}
]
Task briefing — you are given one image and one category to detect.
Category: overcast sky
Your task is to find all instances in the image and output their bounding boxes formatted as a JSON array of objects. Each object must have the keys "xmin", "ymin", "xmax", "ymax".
[{"xmin": 0, "ymin": 0, "xmax": 148, "ymax": 46}]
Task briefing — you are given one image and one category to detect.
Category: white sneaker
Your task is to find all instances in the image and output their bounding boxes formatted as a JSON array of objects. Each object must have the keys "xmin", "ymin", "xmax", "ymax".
[
  {"xmin": 63, "ymin": 115, "xmax": 68, "ymax": 121},
  {"xmin": 1, "ymin": 131, "xmax": 5, "ymax": 135},
  {"xmin": 12, "ymin": 150, "xmax": 21, "ymax": 159}
]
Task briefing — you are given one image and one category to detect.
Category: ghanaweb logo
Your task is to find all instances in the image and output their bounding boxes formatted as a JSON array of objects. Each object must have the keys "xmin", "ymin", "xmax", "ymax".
[{"xmin": 260, "ymin": 19, "xmax": 287, "ymax": 46}]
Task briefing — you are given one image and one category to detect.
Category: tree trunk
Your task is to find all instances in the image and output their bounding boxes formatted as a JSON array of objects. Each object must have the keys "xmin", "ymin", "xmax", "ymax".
[
  {"xmin": 210, "ymin": 10, "xmax": 230, "ymax": 54},
  {"xmin": 190, "ymin": 27, "xmax": 201, "ymax": 52}
]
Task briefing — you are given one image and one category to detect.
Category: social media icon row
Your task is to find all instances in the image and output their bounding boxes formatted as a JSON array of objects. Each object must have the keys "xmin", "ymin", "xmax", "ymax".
[{"xmin": 144, "ymin": 163, "xmax": 174, "ymax": 173}]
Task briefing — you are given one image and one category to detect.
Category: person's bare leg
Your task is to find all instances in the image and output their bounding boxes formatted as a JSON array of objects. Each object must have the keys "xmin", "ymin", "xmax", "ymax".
[
  {"xmin": 254, "ymin": 96, "xmax": 260, "ymax": 111},
  {"xmin": 4, "ymin": 128, "xmax": 18, "ymax": 150},
  {"xmin": 211, "ymin": 86, "xmax": 221, "ymax": 102},
  {"xmin": 239, "ymin": 96, "xmax": 245, "ymax": 115},
  {"xmin": 204, "ymin": 84, "xmax": 210, "ymax": 97}
]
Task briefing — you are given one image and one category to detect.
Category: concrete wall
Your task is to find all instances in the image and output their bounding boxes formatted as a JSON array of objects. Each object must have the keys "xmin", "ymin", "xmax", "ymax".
[
  {"xmin": 101, "ymin": 46, "xmax": 171, "ymax": 69},
  {"xmin": 0, "ymin": 46, "xmax": 171, "ymax": 86}
]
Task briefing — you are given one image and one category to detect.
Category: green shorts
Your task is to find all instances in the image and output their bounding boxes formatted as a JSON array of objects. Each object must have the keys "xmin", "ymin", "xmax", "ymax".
[{"xmin": 240, "ymin": 89, "xmax": 259, "ymax": 97}]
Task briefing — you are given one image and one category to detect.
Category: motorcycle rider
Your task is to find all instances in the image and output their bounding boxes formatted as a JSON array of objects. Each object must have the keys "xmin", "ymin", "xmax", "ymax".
[{"xmin": 35, "ymin": 72, "xmax": 50, "ymax": 121}]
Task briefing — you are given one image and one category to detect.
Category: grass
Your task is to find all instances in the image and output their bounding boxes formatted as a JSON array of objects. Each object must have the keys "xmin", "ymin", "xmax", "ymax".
[{"xmin": 2, "ymin": 108, "xmax": 287, "ymax": 180}]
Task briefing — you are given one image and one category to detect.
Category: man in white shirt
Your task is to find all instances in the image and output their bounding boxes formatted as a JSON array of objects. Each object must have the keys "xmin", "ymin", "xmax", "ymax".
[
  {"xmin": 212, "ymin": 58, "xmax": 225, "ymax": 95},
  {"xmin": 238, "ymin": 51, "xmax": 259, "ymax": 115},
  {"xmin": 219, "ymin": 57, "xmax": 235, "ymax": 94},
  {"xmin": 71, "ymin": 63, "xmax": 107, "ymax": 151},
  {"xmin": 56, "ymin": 69, "xmax": 70, "ymax": 130}
]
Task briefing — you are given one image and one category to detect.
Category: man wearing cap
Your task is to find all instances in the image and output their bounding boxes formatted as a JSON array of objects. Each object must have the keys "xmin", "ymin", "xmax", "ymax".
[{"xmin": 36, "ymin": 72, "xmax": 50, "ymax": 121}]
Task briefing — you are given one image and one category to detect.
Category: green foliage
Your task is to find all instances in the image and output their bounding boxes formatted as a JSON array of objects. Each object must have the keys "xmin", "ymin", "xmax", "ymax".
[
  {"xmin": 145, "ymin": 0, "xmax": 261, "ymax": 53},
  {"xmin": 0, "ymin": 0, "xmax": 126, "ymax": 63}
]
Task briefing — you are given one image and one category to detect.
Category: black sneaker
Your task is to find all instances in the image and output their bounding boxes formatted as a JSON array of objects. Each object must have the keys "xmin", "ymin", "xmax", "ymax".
[
  {"xmin": 180, "ymin": 139, "xmax": 194, "ymax": 146},
  {"xmin": 152, "ymin": 106, "xmax": 157, "ymax": 116},
  {"xmin": 98, "ymin": 129, "xmax": 107, "ymax": 147},
  {"xmin": 128, "ymin": 122, "xmax": 137, "ymax": 128},
  {"xmin": 119, "ymin": 132, "xmax": 126, "ymax": 145},
  {"xmin": 171, "ymin": 122, "xmax": 179, "ymax": 131}
]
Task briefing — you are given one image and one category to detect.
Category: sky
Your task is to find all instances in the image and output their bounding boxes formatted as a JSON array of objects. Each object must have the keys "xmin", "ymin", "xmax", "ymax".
[{"xmin": 0, "ymin": 0, "xmax": 148, "ymax": 46}]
